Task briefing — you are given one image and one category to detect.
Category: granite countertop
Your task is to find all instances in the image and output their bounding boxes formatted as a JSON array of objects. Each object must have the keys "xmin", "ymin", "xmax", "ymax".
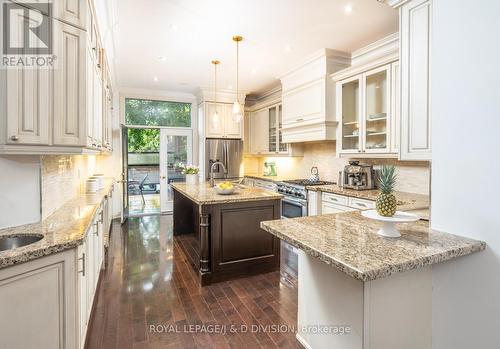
[
  {"xmin": 0, "ymin": 179, "xmax": 114, "ymax": 270},
  {"xmin": 171, "ymin": 182, "xmax": 282, "ymax": 205},
  {"xmin": 261, "ymin": 211, "xmax": 485, "ymax": 282},
  {"xmin": 308, "ymin": 184, "xmax": 430, "ymax": 211}
]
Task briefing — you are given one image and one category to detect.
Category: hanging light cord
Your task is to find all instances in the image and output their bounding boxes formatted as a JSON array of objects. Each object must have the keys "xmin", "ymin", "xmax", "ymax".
[{"xmin": 236, "ymin": 39, "xmax": 239, "ymax": 104}]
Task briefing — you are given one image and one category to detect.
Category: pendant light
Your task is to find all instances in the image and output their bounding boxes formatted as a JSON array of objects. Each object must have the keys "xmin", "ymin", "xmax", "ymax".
[
  {"xmin": 232, "ymin": 35, "xmax": 243, "ymax": 123},
  {"xmin": 211, "ymin": 60, "xmax": 220, "ymax": 125}
]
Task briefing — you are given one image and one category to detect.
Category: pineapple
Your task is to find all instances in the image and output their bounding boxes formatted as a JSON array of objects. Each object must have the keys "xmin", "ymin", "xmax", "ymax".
[{"xmin": 376, "ymin": 166, "xmax": 397, "ymax": 217}]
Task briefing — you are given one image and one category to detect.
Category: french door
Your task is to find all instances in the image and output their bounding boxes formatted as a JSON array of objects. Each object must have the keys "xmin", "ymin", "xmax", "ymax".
[{"xmin": 159, "ymin": 128, "xmax": 193, "ymax": 212}]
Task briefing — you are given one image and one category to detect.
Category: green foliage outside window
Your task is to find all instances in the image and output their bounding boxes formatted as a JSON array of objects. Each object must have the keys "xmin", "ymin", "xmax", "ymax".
[
  {"xmin": 125, "ymin": 98, "xmax": 191, "ymax": 127},
  {"xmin": 127, "ymin": 128, "xmax": 160, "ymax": 153}
]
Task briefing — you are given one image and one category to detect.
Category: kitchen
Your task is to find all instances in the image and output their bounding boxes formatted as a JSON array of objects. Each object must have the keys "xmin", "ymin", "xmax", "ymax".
[{"xmin": 0, "ymin": 1, "xmax": 499, "ymax": 349}]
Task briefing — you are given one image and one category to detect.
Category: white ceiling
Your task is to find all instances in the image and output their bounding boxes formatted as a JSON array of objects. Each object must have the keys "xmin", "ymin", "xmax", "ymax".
[{"xmin": 112, "ymin": 0, "xmax": 398, "ymax": 96}]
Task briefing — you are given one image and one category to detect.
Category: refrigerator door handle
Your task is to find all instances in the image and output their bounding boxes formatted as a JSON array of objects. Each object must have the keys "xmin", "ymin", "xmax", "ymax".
[{"xmin": 223, "ymin": 142, "xmax": 229, "ymax": 175}]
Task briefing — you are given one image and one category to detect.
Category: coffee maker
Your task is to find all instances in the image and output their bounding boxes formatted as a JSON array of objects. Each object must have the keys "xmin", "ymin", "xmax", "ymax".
[{"xmin": 341, "ymin": 161, "xmax": 376, "ymax": 190}]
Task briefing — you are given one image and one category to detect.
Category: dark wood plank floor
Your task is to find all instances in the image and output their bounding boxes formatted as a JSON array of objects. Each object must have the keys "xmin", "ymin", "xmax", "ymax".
[{"xmin": 86, "ymin": 215, "xmax": 300, "ymax": 349}]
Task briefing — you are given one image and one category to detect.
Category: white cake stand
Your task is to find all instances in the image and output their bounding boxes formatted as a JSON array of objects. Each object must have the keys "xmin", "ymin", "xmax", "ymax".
[{"xmin": 361, "ymin": 210, "xmax": 420, "ymax": 237}]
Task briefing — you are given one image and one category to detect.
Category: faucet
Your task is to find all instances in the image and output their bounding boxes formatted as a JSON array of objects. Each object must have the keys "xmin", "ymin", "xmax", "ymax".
[{"xmin": 210, "ymin": 161, "xmax": 227, "ymax": 187}]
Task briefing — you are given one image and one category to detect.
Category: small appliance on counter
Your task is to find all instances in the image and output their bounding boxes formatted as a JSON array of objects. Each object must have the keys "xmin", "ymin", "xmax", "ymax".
[
  {"xmin": 263, "ymin": 161, "xmax": 277, "ymax": 176},
  {"xmin": 341, "ymin": 161, "xmax": 376, "ymax": 191},
  {"xmin": 309, "ymin": 166, "xmax": 320, "ymax": 182}
]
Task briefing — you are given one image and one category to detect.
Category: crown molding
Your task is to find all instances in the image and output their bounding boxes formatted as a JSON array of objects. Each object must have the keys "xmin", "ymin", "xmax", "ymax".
[
  {"xmin": 195, "ymin": 88, "xmax": 247, "ymax": 105},
  {"xmin": 386, "ymin": 0, "xmax": 411, "ymax": 8}
]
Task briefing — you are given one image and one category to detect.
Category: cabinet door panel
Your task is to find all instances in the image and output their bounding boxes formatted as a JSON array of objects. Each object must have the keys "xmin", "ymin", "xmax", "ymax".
[
  {"xmin": 54, "ymin": 0, "xmax": 87, "ymax": 29},
  {"xmin": 400, "ymin": 0, "xmax": 432, "ymax": 160},
  {"xmin": 337, "ymin": 76, "xmax": 362, "ymax": 153},
  {"xmin": 282, "ymin": 79, "xmax": 325, "ymax": 125},
  {"xmin": 205, "ymin": 103, "xmax": 225, "ymax": 138},
  {"xmin": 250, "ymin": 109, "xmax": 269, "ymax": 154},
  {"xmin": 53, "ymin": 21, "xmax": 86, "ymax": 146},
  {"xmin": 391, "ymin": 62, "xmax": 400, "ymax": 153},
  {"xmin": 224, "ymin": 104, "xmax": 243, "ymax": 139},
  {"xmin": 6, "ymin": 11, "xmax": 51, "ymax": 145}
]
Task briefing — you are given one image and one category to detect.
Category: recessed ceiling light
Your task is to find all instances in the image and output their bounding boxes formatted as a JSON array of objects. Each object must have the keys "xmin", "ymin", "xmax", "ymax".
[
  {"xmin": 227, "ymin": 85, "xmax": 233, "ymax": 90},
  {"xmin": 170, "ymin": 24, "xmax": 179, "ymax": 31},
  {"xmin": 153, "ymin": 76, "xmax": 159, "ymax": 82},
  {"xmin": 158, "ymin": 56, "xmax": 167, "ymax": 62},
  {"xmin": 284, "ymin": 45, "xmax": 292, "ymax": 53},
  {"xmin": 344, "ymin": 4, "xmax": 353, "ymax": 13},
  {"xmin": 251, "ymin": 68, "xmax": 257, "ymax": 75}
]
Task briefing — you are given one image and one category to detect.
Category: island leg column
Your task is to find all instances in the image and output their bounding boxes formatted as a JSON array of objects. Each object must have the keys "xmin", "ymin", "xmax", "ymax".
[{"xmin": 199, "ymin": 208, "xmax": 211, "ymax": 284}]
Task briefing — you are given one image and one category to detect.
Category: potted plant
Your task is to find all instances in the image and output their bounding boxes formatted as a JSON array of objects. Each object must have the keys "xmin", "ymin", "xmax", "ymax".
[{"xmin": 179, "ymin": 163, "xmax": 199, "ymax": 185}]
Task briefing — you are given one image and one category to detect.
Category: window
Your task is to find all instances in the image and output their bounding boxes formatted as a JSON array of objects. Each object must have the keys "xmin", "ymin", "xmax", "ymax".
[{"xmin": 125, "ymin": 98, "xmax": 191, "ymax": 127}]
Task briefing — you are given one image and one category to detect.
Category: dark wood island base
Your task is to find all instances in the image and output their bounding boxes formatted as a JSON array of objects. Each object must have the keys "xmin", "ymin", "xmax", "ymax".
[{"xmin": 172, "ymin": 184, "xmax": 282, "ymax": 286}]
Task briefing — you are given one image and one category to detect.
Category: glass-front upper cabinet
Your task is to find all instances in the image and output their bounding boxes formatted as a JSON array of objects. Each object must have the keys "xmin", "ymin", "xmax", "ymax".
[
  {"xmin": 336, "ymin": 63, "xmax": 395, "ymax": 156},
  {"xmin": 268, "ymin": 104, "xmax": 288, "ymax": 154},
  {"xmin": 269, "ymin": 106, "xmax": 277, "ymax": 152},
  {"xmin": 278, "ymin": 105, "xmax": 288, "ymax": 153},
  {"xmin": 363, "ymin": 65, "xmax": 390, "ymax": 153},
  {"xmin": 339, "ymin": 76, "xmax": 361, "ymax": 152}
]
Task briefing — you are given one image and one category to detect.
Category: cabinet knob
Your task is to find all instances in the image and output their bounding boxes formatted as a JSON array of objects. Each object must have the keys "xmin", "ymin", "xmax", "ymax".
[{"xmin": 10, "ymin": 135, "xmax": 19, "ymax": 141}]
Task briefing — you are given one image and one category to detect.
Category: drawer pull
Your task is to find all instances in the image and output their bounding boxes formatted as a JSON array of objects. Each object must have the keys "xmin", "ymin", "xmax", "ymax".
[
  {"xmin": 296, "ymin": 118, "xmax": 304, "ymax": 122},
  {"xmin": 10, "ymin": 135, "xmax": 19, "ymax": 141}
]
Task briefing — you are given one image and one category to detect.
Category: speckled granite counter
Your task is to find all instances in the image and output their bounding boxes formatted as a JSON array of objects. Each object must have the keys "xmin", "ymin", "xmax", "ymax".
[
  {"xmin": 171, "ymin": 182, "xmax": 282, "ymax": 205},
  {"xmin": 261, "ymin": 211, "xmax": 485, "ymax": 281},
  {"xmin": 309, "ymin": 184, "xmax": 430, "ymax": 211},
  {"xmin": 0, "ymin": 180, "xmax": 114, "ymax": 270}
]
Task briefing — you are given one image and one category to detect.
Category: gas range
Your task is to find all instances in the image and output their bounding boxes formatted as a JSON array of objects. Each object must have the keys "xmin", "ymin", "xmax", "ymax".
[{"xmin": 276, "ymin": 179, "xmax": 336, "ymax": 200}]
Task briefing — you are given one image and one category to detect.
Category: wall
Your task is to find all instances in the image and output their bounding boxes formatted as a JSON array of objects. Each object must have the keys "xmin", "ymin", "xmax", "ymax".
[
  {"xmin": 0, "ymin": 156, "xmax": 40, "ymax": 229},
  {"xmin": 244, "ymin": 141, "xmax": 430, "ymax": 195},
  {"xmin": 430, "ymin": 1, "xmax": 500, "ymax": 348}
]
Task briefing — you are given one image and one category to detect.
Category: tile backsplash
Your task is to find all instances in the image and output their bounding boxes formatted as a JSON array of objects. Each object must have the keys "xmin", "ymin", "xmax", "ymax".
[
  {"xmin": 41, "ymin": 155, "xmax": 108, "ymax": 219},
  {"xmin": 244, "ymin": 141, "xmax": 430, "ymax": 195}
]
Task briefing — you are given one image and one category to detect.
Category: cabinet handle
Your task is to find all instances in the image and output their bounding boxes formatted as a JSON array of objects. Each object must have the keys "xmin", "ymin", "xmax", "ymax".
[
  {"xmin": 94, "ymin": 222, "xmax": 99, "ymax": 236},
  {"xmin": 10, "ymin": 135, "xmax": 19, "ymax": 141},
  {"xmin": 357, "ymin": 202, "xmax": 367, "ymax": 207},
  {"xmin": 296, "ymin": 118, "xmax": 304, "ymax": 122},
  {"xmin": 78, "ymin": 253, "xmax": 86, "ymax": 276},
  {"xmin": 99, "ymin": 210, "xmax": 104, "ymax": 223}
]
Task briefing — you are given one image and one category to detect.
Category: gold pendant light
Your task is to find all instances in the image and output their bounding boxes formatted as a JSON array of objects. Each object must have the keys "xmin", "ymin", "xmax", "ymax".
[
  {"xmin": 232, "ymin": 35, "xmax": 243, "ymax": 123},
  {"xmin": 211, "ymin": 60, "xmax": 220, "ymax": 125}
]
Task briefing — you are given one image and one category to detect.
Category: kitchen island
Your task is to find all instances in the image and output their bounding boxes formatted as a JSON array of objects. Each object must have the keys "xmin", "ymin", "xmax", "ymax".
[
  {"xmin": 261, "ymin": 212, "xmax": 486, "ymax": 349},
  {"xmin": 172, "ymin": 182, "xmax": 282, "ymax": 285}
]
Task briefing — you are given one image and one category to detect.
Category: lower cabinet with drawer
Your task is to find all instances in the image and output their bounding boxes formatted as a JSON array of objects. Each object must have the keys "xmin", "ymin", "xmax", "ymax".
[
  {"xmin": 0, "ymin": 200, "xmax": 111, "ymax": 349},
  {"xmin": 320, "ymin": 192, "xmax": 375, "ymax": 215}
]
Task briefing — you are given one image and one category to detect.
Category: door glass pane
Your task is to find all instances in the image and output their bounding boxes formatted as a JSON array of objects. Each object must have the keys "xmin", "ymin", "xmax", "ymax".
[
  {"xmin": 165, "ymin": 135, "xmax": 188, "ymax": 208},
  {"xmin": 365, "ymin": 70, "xmax": 388, "ymax": 150},
  {"xmin": 342, "ymin": 80, "xmax": 360, "ymax": 150},
  {"xmin": 278, "ymin": 105, "xmax": 288, "ymax": 152},
  {"xmin": 269, "ymin": 107, "xmax": 277, "ymax": 152}
]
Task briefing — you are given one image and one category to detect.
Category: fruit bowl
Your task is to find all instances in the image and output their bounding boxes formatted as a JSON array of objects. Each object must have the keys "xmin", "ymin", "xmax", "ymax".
[{"xmin": 214, "ymin": 182, "xmax": 236, "ymax": 195}]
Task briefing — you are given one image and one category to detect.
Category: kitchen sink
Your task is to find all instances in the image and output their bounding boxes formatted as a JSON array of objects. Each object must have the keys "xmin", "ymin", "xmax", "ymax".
[{"xmin": 0, "ymin": 235, "xmax": 44, "ymax": 252}]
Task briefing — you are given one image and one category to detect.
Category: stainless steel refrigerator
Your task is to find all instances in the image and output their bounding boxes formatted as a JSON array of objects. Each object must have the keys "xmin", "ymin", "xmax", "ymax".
[{"xmin": 205, "ymin": 139, "xmax": 243, "ymax": 180}]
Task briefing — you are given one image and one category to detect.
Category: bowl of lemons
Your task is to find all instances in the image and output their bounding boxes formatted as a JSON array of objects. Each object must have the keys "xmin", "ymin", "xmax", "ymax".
[{"xmin": 214, "ymin": 181, "xmax": 236, "ymax": 195}]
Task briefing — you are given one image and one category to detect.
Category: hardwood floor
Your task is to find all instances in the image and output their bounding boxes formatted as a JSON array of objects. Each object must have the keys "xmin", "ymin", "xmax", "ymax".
[{"xmin": 86, "ymin": 215, "xmax": 300, "ymax": 349}]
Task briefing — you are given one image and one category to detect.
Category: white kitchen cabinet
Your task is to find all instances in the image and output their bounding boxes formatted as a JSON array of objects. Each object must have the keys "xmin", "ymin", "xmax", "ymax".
[
  {"xmin": 0, "ymin": 250, "xmax": 77, "ymax": 349},
  {"xmin": 204, "ymin": 102, "xmax": 243, "ymax": 139},
  {"xmin": 3, "ymin": 10, "xmax": 51, "ymax": 146},
  {"xmin": 279, "ymin": 49, "xmax": 350, "ymax": 143},
  {"xmin": 77, "ymin": 239, "xmax": 88, "ymax": 349},
  {"xmin": 336, "ymin": 63, "xmax": 398, "ymax": 157},
  {"xmin": 224, "ymin": 104, "xmax": 243, "ymax": 138},
  {"xmin": 247, "ymin": 104, "xmax": 303, "ymax": 156},
  {"xmin": 398, "ymin": 0, "xmax": 432, "ymax": 160},
  {"xmin": 12, "ymin": 0, "xmax": 87, "ymax": 29},
  {"xmin": 249, "ymin": 108, "xmax": 269, "ymax": 154},
  {"xmin": 391, "ymin": 62, "xmax": 400, "ymax": 153},
  {"xmin": 321, "ymin": 192, "xmax": 373, "ymax": 214},
  {"xmin": 92, "ymin": 63, "xmax": 103, "ymax": 148},
  {"xmin": 53, "ymin": 20, "xmax": 87, "ymax": 146}
]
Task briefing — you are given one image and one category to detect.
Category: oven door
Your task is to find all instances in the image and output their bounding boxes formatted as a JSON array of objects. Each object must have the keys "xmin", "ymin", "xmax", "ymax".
[{"xmin": 281, "ymin": 196, "xmax": 307, "ymax": 219}]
